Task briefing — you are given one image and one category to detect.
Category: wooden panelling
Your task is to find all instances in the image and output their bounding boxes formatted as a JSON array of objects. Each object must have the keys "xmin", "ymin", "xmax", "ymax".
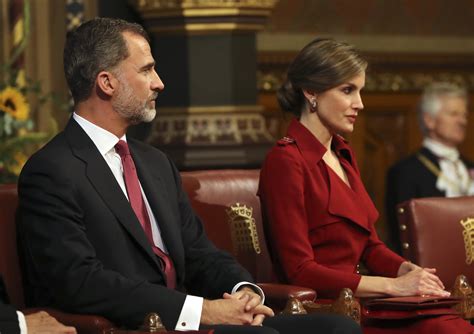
[{"xmin": 265, "ymin": 0, "xmax": 474, "ymax": 37}]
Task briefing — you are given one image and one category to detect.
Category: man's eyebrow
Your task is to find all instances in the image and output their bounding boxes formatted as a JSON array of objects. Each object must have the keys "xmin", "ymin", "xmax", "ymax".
[{"xmin": 139, "ymin": 61, "xmax": 155, "ymax": 71}]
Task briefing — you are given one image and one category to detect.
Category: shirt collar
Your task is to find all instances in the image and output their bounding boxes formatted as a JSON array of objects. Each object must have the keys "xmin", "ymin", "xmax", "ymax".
[
  {"xmin": 423, "ymin": 137, "xmax": 459, "ymax": 161},
  {"xmin": 72, "ymin": 112, "xmax": 126, "ymax": 156},
  {"xmin": 286, "ymin": 118, "xmax": 353, "ymax": 165}
]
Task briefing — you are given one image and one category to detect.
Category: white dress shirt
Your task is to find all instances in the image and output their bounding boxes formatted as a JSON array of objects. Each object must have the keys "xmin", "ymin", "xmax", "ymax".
[
  {"xmin": 72, "ymin": 113, "xmax": 263, "ymax": 330},
  {"xmin": 423, "ymin": 138, "xmax": 474, "ymax": 197},
  {"xmin": 17, "ymin": 311, "xmax": 27, "ymax": 334}
]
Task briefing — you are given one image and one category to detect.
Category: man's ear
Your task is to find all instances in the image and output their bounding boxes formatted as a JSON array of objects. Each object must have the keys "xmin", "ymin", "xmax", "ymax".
[
  {"xmin": 423, "ymin": 113, "xmax": 436, "ymax": 131},
  {"xmin": 302, "ymin": 89, "xmax": 316, "ymax": 103},
  {"xmin": 96, "ymin": 71, "xmax": 116, "ymax": 97}
]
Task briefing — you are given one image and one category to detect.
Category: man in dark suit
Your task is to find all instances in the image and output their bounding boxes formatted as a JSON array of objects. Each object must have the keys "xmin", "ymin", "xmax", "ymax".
[
  {"xmin": 1, "ymin": 276, "xmax": 75, "ymax": 334},
  {"xmin": 386, "ymin": 82, "xmax": 474, "ymax": 253},
  {"xmin": 17, "ymin": 18, "xmax": 359, "ymax": 334}
]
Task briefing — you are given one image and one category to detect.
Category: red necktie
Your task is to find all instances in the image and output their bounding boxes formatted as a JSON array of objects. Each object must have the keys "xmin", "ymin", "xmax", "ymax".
[{"xmin": 115, "ymin": 140, "xmax": 176, "ymax": 289}]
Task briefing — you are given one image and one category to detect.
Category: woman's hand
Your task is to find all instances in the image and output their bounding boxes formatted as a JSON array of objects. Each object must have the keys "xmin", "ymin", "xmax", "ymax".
[
  {"xmin": 390, "ymin": 266, "xmax": 450, "ymax": 297},
  {"xmin": 397, "ymin": 261, "xmax": 421, "ymax": 276}
]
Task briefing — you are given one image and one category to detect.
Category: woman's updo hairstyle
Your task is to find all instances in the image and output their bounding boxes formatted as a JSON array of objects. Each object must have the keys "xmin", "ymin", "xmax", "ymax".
[{"xmin": 277, "ymin": 38, "xmax": 367, "ymax": 117}]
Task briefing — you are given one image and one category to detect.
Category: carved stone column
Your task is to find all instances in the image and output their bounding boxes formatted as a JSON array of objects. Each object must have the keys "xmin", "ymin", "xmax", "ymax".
[{"xmin": 130, "ymin": 0, "xmax": 278, "ymax": 169}]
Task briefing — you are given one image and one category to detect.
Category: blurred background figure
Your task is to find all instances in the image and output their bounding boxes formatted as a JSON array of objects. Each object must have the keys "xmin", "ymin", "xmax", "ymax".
[{"xmin": 386, "ymin": 82, "xmax": 473, "ymax": 253}]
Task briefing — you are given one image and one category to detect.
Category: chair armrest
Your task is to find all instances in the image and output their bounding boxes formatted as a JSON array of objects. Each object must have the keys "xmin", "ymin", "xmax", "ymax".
[
  {"xmin": 23, "ymin": 307, "xmax": 115, "ymax": 334},
  {"xmin": 258, "ymin": 282, "xmax": 316, "ymax": 312},
  {"xmin": 303, "ymin": 288, "xmax": 361, "ymax": 324},
  {"xmin": 452, "ymin": 274, "xmax": 474, "ymax": 320}
]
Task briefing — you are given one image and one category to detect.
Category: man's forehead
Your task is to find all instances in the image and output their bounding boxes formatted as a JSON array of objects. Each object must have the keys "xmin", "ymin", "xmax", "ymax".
[
  {"xmin": 122, "ymin": 31, "xmax": 150, "ymax": 50},
  {"xmin": 439, "ymin": 96, "xmax": 467, "ymax": 106},
  {"xmin": 121, "ymin": 32, "xmax": 154, "ymax": 62},
  {"xmin": 437, "ymin": 96, "xmax": 468, "ymax": 115}
]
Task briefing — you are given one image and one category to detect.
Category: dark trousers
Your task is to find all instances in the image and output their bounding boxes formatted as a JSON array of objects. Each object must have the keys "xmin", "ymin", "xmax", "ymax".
[{"xmin": 203, "ymin": 313, "xmax": 362, "ymax": 334}]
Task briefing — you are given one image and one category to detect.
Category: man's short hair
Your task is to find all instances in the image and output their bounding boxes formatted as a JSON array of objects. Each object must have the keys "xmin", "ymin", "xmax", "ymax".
[
  {"xmin": 418, "ymin": 82, "xmax": 468, "ymax": 134},
  {"xmin": 63, "ymin": 17, "xmax": 149, "ymax": 104}
]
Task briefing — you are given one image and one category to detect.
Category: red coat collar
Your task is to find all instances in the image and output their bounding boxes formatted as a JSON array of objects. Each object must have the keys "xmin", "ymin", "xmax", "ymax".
[
  {"xmin": 285, "ymin": 118, "xmax": 375, "ymax": 232},
  {"xmin": 286, "ymin": 118, "xmax": 355, "ymax": 169}
]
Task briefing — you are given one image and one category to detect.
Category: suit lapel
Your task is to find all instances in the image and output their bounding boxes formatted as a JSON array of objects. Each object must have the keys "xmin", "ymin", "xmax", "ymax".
[
  {"xmin": 129, "ymin": 141, "xmax": 185, "ymax": 283},
  {"xmin": 64, "ymin": 119, "xmax": 163, "ymax": 270}
]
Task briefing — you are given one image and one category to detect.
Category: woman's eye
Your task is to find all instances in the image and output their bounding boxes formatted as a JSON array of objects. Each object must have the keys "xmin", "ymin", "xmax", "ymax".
[{"xmin": 342, "ymin": 87, "xmax": 352, "ymax": 94}]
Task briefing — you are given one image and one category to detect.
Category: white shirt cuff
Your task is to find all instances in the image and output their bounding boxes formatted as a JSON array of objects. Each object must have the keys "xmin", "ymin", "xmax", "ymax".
[
  {"xmin": 17, "ymin": 311, "xmax": 27, "ymax": 334},
  {"xmin": 232, "ymin": 281, "xmax": 265, "ymax": 305},
  {"xmin": 175, "ymin": 295, "xmax": 203, "ymax": 331}
]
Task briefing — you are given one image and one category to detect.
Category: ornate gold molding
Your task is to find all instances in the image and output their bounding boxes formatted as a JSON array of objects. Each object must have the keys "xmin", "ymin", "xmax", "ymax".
[
  {"xmin": 257, "ymin": 69, "xmax": 474, "ymax": 93},
  {"xmin": 131, "ymin": 0, "xmax": 278, "ymax": 10},
  {"xmin": 149, "ymin": 112, "xmax": 273, "ymax": 146},
  {"xmin": 130, "ymin": 0, "xmax": 278, "ymax": 33},
  {"xmin": 364, "ymin": 72, "xmax": 474, "ymax": 93},
  {"xmin": 156, "ymin": 104, "xmax": 263, "ymax": 115},
  {"xmin": 139, "ymin": 7, "xmax": 273, "ymax": 18},
  {"xmin": 257, "ymin": 51, "xmax": 474, "ymax": 93},
  {"xmin": 148, "ymin": 23, "xmax": 267, "ymax": 34}
]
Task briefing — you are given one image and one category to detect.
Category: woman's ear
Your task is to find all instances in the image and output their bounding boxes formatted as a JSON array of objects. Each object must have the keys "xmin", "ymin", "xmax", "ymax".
[
  {"xmin": 302, "ymin": 89, "xmax": 318, "ymax": 113},
  {"xmin": 302, "ymin": 89, "xmax": 316, "ymax": 103},
  {"xmin": 96, "ymin": 71, "xmax": 116, "ymax": 97}
]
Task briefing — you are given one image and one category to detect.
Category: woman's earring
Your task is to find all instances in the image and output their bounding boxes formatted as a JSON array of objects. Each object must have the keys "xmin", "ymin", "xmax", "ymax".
[{"xmin": 310, "ymin": 98, "xmax": 318, "ymax": 112}]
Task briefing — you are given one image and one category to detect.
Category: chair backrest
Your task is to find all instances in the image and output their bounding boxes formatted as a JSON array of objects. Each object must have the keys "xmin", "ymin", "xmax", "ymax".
[
  {"xmin": 180, "ymin": 169, "xmax": 276, "ymax": 283},
  {"xmin": 0, "ymin": 183, "xmax": 24, "ymax": 309},
  {"xmin": 397, "ymin": 196, "xmax": 474, "ymax": 288}
]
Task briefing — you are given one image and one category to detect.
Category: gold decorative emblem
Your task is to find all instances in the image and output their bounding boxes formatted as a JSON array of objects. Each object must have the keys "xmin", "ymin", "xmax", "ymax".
[
  {"xmin": 460, "ymin": 218, "xmax": 474, "ymax": 265},
  {"xmin": 226, "ymin": 203, "xmax": 261, "ymax": 254}
]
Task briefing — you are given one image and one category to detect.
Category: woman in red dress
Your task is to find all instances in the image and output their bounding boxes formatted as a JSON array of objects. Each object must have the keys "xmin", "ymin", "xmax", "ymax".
[{"xmin": 258, "ymin": 38, "xmax": 473, "ymax": 333}]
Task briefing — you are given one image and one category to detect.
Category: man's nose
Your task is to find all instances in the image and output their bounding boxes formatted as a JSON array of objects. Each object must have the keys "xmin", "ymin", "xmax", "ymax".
[{"xmin": 151, "ymin": 70, "xmax": 164, "ymax": 91}]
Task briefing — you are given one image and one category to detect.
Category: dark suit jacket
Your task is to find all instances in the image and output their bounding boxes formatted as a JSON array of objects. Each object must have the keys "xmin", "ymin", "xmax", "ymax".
[
  {"xmin": 17, "ymin": 118, "xmax": 253, "ymax": 329},
  {"xmin": 385, "ymin": 147, "xmax": 474, "ymax": 253},
  {"xmin": 0, "ymin": 276, "xmax": 20, "ymax": 334},
  {"xmin": 258, "ymin": 119, "xmax": 405, "ymax": 299}
]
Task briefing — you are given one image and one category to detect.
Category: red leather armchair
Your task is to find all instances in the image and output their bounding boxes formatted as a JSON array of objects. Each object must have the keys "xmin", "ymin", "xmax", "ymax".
[
  {"xmin": 180, "ymin": 169, "xmax": 317, "ymax": 312},
  {"xmin": 0, "ymin": 184, "xmax": 115, "ymax": 334},
  {"xmin": 180, "ymin": 169, "xmax": 365, "ymax": 322},
  {"xmin": 397, "ymin": 196, "xmax": 474, "ymax": 318}
]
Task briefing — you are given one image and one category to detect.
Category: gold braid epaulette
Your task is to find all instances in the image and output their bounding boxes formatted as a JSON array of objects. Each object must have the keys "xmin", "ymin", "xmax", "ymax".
[
  {"xmin": 416, "ymin": 153, "xmax": 472, "ymax": 195},
  {"xmin": 416, "ymin": 154, "xmax": 441, "ymax": 178}
]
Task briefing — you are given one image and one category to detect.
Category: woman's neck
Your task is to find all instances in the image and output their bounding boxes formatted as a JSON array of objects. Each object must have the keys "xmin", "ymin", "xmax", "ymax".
[{"xmin": 299, "ymin": 113, "xmax": 333, "ymax": 151}]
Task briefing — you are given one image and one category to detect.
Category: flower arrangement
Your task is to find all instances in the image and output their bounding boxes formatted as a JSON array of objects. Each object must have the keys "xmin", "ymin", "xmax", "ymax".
[
  {"xmin": 0, "ymin": 0, "xmax": 53, "ymax": 183},
  {"xmin": 0, "ymin": 68, "xmax": 50, "ymax": 183}
]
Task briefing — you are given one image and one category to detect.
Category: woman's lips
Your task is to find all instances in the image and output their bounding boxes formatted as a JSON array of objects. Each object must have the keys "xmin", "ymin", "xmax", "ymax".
[{"xmin": 346, "ymin": 115, "xmax": 357, "ymax": 123}]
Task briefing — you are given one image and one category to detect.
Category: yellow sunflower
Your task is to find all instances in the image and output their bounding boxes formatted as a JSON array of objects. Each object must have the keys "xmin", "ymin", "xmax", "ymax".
[
  {"xmin": 6, "ymin": 151, "xmax": 28, "ymax": 176},
  {"xmin": 0, "ymin": 86, "xmax": 30, "ymax": 121}
]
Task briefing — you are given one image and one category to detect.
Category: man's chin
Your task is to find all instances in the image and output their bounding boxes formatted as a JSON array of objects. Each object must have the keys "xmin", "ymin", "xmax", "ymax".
[
  {"xmin": 141, "ymin": 108, "xmax": 156, "ymax": 123},
  {"xmin": 128, "ymin": 109, "xmax": 156, "ymax": 125}
]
